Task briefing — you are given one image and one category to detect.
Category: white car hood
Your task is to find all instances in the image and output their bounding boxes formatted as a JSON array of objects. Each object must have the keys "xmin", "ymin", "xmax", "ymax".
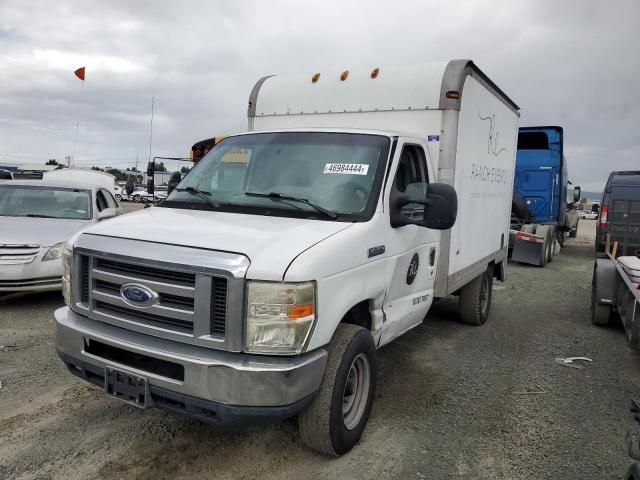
[
  {"xmin": 0, "ymin": 216, "xmax": 92, "ymax": 247},
  {"xmin": 80, "ymin": 207, "xmax": 353, "ymax": 280}
]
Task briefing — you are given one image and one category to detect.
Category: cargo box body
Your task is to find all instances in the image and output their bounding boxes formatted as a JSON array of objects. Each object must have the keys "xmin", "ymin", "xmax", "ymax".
[{"xmin": 249, "ymin": 60, "xmax": 520, "ymax": 296}]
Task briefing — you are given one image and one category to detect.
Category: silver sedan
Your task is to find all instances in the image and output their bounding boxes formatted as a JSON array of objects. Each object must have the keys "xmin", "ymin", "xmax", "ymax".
[{"xmin": 0, "ymin": 179, "xmax": 122, "ymax": 292}]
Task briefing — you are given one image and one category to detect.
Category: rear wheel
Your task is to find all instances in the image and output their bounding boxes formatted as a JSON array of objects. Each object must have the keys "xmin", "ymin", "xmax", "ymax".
[
  {"xmin": 459, "ymin": 265, "xmax": 494, "ymax": 326},
  {"xmin": 299, "ymin": 324, "xmax": 377, "ymax": 456},
  {"xmin": 591, "ymin": 261, "xmax": 613, "ymax": 326},
  {"xmin": 115, "ymin": 194, "xmax": 122, "ymax": 202},
  {"xmin": 535, "ymin": 225, "xmax": 553, "ymax": 265},
  {"xmin": 134, "ymin": 194, "xmax": 141, "ymax": 203}
]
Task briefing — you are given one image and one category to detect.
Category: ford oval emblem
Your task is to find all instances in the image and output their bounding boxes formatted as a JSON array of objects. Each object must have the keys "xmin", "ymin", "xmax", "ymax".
[{"xmin": 120, "ymin": 283, "xmax": 158, "ymax": 308}]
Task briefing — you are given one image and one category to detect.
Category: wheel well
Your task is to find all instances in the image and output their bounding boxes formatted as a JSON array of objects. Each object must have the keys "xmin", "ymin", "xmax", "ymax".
[{"xmin": 340, "ymin": 300, "xmax": 372, "ymax": 331}]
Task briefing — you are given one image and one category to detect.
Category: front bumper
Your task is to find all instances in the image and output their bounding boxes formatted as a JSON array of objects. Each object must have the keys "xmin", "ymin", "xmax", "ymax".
[
  {"xmin": 0, "ymin": 257, "xmax": 62, "ymax": 292},
  {"xmin": 55, "ymin": 307, "xmax": 327, "ymax": 423}
]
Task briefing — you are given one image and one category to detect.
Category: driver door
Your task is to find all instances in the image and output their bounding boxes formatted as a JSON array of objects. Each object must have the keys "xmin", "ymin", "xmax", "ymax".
[{"xmin": 380, "ymin": 140, "xmax": 439, "ymax": 345}]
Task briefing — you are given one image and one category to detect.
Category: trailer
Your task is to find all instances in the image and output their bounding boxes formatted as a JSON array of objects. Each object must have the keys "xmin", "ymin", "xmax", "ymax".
[
  {"xmin": 509, "ymin": 126, "xmax": 581, "ymax": 266},
  {"xmin": 592, "ymin": 247, "xmax": 640, "ymax": 348}
]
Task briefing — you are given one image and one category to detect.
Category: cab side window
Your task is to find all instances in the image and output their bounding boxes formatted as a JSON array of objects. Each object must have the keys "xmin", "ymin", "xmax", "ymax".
[
  {"xmin": 393, "ymin": 145, "xmax": 429, "ymax": 221},
  {"xmin": 103, "ymin": 190, "xmax": 118, "ymax": 209},
  {"xmin": 96, "ymin": 190, "xmax": 109, "ymax": 212},
  {"xmin": 395, "ymin": 145, "xmax": 428, "ymax": 194}
]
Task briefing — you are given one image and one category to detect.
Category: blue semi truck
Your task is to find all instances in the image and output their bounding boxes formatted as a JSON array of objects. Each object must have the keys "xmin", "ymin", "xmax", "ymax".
[{"xmin": 509, "ymin": 126, "xmax": 581, "ymax": 266}]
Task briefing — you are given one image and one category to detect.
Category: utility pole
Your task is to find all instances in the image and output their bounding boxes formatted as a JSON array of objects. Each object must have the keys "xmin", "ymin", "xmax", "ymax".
[{"xmin": 65, "ymin": 155, "xmax": 71, "ymax": 167}]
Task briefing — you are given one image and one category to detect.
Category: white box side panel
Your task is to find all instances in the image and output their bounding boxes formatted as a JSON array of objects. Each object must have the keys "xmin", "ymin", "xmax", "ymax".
[{"xmin": 448, "ymin": 76, "xmax": 519, "ymax": 275}]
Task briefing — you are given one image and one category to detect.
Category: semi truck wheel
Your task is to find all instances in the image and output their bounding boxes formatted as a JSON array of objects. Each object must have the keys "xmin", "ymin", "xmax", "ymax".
[
  {"xmin": 459, "ymin": 265, "xmax": 494, "ymax": 326},
  {"xmin": 591, "ymin": 259, "xmax": 615, "ymax": 326},
  {"xmin": 535, "ymin": 225, "xmax": 553, "ymax": 264},
  {"xmin": 298, "ymin": 324, "xmax": 377, "ymax": 456}
]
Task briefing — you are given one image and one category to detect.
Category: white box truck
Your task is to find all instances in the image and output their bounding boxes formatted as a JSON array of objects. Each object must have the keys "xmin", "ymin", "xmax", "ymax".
[{"xmin": 55, "ymin": 59, "xmax": 519, "ymax": 455}]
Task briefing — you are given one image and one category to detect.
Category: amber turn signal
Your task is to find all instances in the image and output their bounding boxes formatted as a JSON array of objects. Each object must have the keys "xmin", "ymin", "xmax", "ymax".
[{"xmin": 288, "ymin": 304, "xmax": 314, "ymax": 319}]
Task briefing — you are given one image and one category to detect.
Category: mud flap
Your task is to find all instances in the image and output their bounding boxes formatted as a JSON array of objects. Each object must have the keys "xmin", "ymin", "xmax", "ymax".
[{"xmin": 511, "ymin": 237, "xmax": 545, "ymax": 266}]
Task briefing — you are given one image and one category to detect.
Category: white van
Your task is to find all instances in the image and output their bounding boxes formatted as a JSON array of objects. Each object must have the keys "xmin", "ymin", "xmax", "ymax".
[{"xmin": 55, "ymin": 59, "xmax": 519, "ymax": 455}]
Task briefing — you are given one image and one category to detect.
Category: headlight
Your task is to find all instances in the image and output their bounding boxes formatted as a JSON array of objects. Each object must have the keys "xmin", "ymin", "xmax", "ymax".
[
  {"xmin": 245, "ymin": 281, "xmax": 315, "ymax": 355},
  {"xmin": 61, "ymin": 243, "xmax": 73, "ymax": 306},
  {"xmin": 43, "ymin": 242, "xmax": 66, "ymax": 261}
]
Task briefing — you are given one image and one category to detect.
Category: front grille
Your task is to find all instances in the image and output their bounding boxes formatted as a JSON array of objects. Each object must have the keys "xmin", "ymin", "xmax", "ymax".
[
  {"xmin": 95, "ymin": 301, "xmax": 194, "ymax": 333},
  {"xmin": 76, "ymin": 253, "xmax": 230, "ymax": 344},
  {"xmin": 211, "ymin": 278, "xmax": 227, "ymax": 335},
  {"xmin": 0, "ymin": 244, "xmax": 40, "ymax": 265},
  {"xmin": 94, "ymin": 258, "xmax": 196, "ymax": 286},
  {"xmin": 0, "ymin": 276, "xmax": 60, "ymax": 288},
  {"xmin": 79, "ymin": 255, "xmax": 90, "ymax": 303}
]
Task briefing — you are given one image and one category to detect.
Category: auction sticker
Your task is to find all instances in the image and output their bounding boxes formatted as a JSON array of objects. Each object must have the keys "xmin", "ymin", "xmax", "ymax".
[{"xmin": 323, "ymin": 163, "xmax": 369, "ymax": 175}]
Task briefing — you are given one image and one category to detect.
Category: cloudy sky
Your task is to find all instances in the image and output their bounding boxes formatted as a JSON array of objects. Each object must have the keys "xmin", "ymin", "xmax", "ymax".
[{"xmin": 1, "ymin": 0, "xmax": 638, "ymax": 191}]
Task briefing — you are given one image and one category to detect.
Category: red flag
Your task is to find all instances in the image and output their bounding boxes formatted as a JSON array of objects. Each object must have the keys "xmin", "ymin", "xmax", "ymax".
[{"xmin": 74, "ymin": 67, "xmax": 85, "ymax": 81}]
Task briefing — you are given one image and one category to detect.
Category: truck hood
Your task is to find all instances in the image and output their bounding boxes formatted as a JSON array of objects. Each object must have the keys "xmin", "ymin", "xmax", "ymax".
[
  {"xmin": 80, "ymin": 207, "xmax": 353, "ymax": 280},
  {"xmin": 0, "ymin": 216, "xmax": 92, "ymax": 247}
]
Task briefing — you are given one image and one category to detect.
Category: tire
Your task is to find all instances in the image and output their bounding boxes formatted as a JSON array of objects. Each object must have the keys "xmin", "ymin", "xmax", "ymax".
[
  {"xmin": 535, "ymin": 225, "xmax": 553, "ymax": 264},
  {"xmin": 134, "ymin": 194, "xmax": 141, "ymax": 203},
  {"xmin": 459, "ymin": 265, "xmax": 494, "ymax": 326},
  {"xmin": 569, "ymin": 220, "xmax": 578, "ymax": 238},
  {"xmin": 298, "ymin": 324, "xmax": 377, "ymax": 456},
  {"xmin": 591, "ymin": 261, "xmax": 613, "ymax": 326},
  {"xmin": 115, "ymin": 194, "xmax": 122, "ymax": 202}
]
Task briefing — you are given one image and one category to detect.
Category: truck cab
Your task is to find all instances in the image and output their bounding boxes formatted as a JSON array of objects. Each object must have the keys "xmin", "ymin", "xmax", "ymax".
[{"xmin": 515, "ymin": 127, "xmax": 567, "ymax": 224}]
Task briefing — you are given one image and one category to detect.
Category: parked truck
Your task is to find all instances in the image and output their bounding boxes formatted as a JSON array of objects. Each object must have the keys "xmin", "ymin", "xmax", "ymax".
[
  {"xmin": 509, "ymin": 126, "xmax": 581, "ymax": 266},
  {"xmin": 55, "ymin": 59, "xmax": 519, "ymax": 455}
]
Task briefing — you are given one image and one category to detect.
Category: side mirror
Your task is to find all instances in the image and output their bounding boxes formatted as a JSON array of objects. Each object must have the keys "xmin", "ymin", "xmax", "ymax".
[
  {"xmin": 98, "ymin": 207, "xmax": 119, "ymax": 221},
  {"xmin": 390, "ymin": 182, "xmax": 458, "ymax": 230},
  {"xmin": 573, "ymin": 186, "xmax": 581, "ymax": 202}
]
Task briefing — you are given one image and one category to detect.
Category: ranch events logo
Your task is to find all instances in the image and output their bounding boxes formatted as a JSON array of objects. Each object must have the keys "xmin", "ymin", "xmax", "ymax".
[
  {"xmin": 470, "ymin": 109, "xmax": 510, "ymax": 184},
  {"xmin": 478, "ymin": 110, "xmax": 507, "ymax": 157},
  {"xmin": 470, "ymin": 163, "xmax": 509, "ymax": 184}
]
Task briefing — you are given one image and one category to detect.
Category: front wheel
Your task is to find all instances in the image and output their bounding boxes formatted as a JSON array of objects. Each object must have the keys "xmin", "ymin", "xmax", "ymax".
[
  {"xmin": 298, "ymin": 324, "xmax": 377, "ymax": 456},
  {"xmin": 133, "ymin": 194, "xmax": 141, "ymax": 203},
  {"xmin": 115, "ymin": 194, "xmax": 122, "ymax": 202},
  {"xmin": 459, "ymin": 265, "xmax": 494, "ymax": 325}
]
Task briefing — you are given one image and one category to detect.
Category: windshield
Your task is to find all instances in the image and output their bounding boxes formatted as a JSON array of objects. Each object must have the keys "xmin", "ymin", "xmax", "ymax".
[
  {"xmin": 0, "ymin": 185, "xmax": 92, "ymax": 220},
  {"xmin": 163, "ymin": 132, "xmax": 390, "ymax": 221}
]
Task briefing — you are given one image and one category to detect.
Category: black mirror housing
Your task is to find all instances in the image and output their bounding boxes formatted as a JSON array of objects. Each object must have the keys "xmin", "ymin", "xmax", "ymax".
[
  {"xmin": 390, "ymin": 182, "xmax": 457, "ymax": 230},
  {"xmin": 573, "ymin": 185, "xmax": 581, "ymax": 202}
]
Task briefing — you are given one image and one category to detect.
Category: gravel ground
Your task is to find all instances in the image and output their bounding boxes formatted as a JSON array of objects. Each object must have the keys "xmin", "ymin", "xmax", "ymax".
[{"xmin": 1, "ymin": 219, "xmax": 639, "ymax": 479}]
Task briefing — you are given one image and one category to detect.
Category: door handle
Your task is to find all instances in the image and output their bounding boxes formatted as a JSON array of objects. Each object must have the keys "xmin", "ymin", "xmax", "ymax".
[{"xmin": 429, "ymin": 247, "xmax": 436, "ymax": 266}]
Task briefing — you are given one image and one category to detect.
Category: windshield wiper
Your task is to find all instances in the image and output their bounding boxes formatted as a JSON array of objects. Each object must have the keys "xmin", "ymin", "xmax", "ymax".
[
  {"xmin": 175, "ymin": 187, "xmax": 220, "ymax": 208},
  {"xmin": 244, "ymin": 191, "xmax": 337, "ymax": 219},
  {"xmin": 25, "ymin": 214, "xmax": 58, "ymax": 218}
]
